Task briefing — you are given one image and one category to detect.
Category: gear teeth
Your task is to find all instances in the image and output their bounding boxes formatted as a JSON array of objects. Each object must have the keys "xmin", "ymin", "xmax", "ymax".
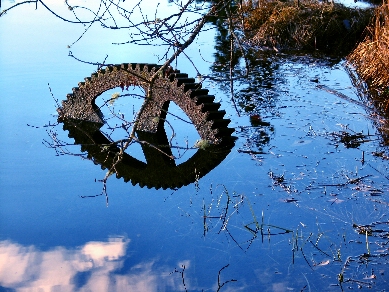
[
  {"xmin": 194, "ymin": 95, "xmax": 214, "ymax": 104},
  {"xmin": 211, "ymin": 119, "xmax": 231, "ymax": 128},
  {"xmin": 183, "ymin": 83, "xmax": 202, "ymax": 92},
  {"xmin": 135, "ymin": 63, "xmax": 157, "ymax": 71},
  {"xmin": 176, "ymin": 78, "xmax": 195, "ymax": 85},
  {"xmin": 190, "ymin": 89, "xmax": 210, "ymax": 98},
  {"xmin": 121, "ymin": 63, "xmax": 130, "ymax": 70},
  {"xmin": 216, "ymin": 127, "xmax": 235, "ymax": 137},
  {"xmin": 201, "ymin": 103, "xmax": 221, "ymax": 112},
  {"xmin": 169, "ymin": 73, "xmax": 188, "ymax": 81},
  {"xmin": 206, "ymin": 110, "xmax": 226, "ymax": 120}
]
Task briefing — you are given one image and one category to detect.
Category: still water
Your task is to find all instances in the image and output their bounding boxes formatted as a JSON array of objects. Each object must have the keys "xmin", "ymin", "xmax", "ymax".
[{"xmin": 1, "ymin": 1, "xmax": 389, "ymax": 291}]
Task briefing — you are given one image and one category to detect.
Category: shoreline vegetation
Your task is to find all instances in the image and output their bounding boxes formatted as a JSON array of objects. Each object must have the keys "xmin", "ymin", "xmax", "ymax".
[
  {"xmin": 240, "ymin": 0, "xmax": 389, "ymax": 113},
  {"xmin": 240, "ymin": 0, "xmax": 374, "ymax": 55},
  {"xmin": 347, "ymin": 0, "xmax": 389, "ymax": 93}
]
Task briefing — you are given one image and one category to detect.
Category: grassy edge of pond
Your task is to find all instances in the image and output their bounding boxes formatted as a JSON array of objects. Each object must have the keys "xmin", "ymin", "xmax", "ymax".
[
  {"xmin": 240, "ymin": 0, "xmax": 374, "ymax": 56},
  {"xmin": 347, "ymin": 0, "xmax": 389, "ymax": 110}
]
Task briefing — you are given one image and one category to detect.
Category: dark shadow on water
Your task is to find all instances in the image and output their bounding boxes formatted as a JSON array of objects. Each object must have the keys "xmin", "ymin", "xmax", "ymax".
[{"xmin": 61, "ymin": 118, "xmax": 235, "ymax": 190}]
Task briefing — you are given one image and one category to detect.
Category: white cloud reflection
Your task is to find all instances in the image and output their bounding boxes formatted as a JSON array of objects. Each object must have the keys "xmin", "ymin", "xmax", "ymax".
[{"xmin": 0, "ymin": 237, "xmax": 185, "ymax": 292}]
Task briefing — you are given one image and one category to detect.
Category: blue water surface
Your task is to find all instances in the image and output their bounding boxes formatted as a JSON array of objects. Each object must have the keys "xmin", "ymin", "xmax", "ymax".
[{"xmin": 1, "ymin": 1, "xmax": 389, "ymax": 291}]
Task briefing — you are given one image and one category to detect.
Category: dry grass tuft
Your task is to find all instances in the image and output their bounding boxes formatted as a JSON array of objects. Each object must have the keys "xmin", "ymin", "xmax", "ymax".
[{"xmin": 347, "ymin": 0, "xmax": 389, "ymax": 89}]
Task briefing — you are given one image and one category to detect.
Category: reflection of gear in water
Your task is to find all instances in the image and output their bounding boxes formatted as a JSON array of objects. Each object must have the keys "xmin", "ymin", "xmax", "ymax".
[
  {"xmin": 58, "ymin": 63, "xmax": 234, "ymax": 143},
  {"xmin": 62, "ymin": 119, "xmax": 235, "ymax": 189},
  {"xmin": 58, "ymin": 63, "xmax": 236, "ymax": 189}
]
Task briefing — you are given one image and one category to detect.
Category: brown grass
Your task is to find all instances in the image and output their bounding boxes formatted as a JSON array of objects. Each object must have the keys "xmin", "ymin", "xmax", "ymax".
[
  {"xmin": 242, "ymin": 1, "xmax": 374, "ymax": 55},
  {"xmin": 347, "ymin": 0, "xmax": 389, "ymax": 88}
]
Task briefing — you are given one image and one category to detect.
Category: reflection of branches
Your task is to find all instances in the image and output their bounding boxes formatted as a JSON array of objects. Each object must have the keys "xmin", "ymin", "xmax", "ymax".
[
  {"xmin": 98, "ymin": 91, "xmax": 199, "ymax": 158},
  {"xmin": 171, "ymin": 264, "xmax": 188, "ymax": 292},
  {"xmin": 171, "ymin": 263, "xmax": 237, "ymax": 292},
  {"xmin": 216, "ymin": 264, "xmax": 237, "ymax": 292},
  {"xmin": 244, "ymin": 208, "xmax": 293, "ymax": 249},
  {"xmin": 202, "ymin": 185, "xmax": 244, "ymax": 236},
  {"xmin": 43, "ymin": 128, "xmax": 83, "ymax": 157},
  {"xmin": 46, "ymin": 116, "xmax": 192, "ymax": 161},
  {"xmin": 43, "ymin": 103, "xmax": 186, "ymax": 206},
  {"xmin": 202, "ymin": 185, "xmax": 293, "ymax": 251}
]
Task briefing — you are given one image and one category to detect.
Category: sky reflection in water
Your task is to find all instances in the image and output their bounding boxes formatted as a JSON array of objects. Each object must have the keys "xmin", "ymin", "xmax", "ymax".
[
  {"xmin": 0, "ymin": 237, "xmax": 189, "ymax": 291},
  {"xmin": 1, "ymin": 0, "xmax": 389, "ymax": 291}
]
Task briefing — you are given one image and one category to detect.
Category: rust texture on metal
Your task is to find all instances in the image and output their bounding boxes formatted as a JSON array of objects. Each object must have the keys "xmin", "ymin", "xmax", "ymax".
[{"xmin": 58, "ymin": 63, "xmax": 234, "ymax": 143}]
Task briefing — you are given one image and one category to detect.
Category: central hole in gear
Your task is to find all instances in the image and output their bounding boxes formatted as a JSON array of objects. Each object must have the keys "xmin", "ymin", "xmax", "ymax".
[
  {"xmin": 94, "ymin": 88, "xmax": 202, "ymax": 165},
  {"xmin": 95, "ymin": 87, "xmax": 147, "ymax": 163},
  {"xmin": 162, "ymin": 101, "xmax": 201, "ymax": 164}
]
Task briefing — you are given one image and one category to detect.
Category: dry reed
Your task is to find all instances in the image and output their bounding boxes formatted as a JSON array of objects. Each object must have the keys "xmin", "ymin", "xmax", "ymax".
[{"xmin": 347, "ymin": 0, "xmax": 389, "ymax": 89}]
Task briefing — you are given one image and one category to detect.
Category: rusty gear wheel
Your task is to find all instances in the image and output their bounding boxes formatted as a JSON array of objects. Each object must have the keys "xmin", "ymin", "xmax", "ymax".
[
  {"xmin": 58, "ymin": 63, "xmax": 235, "ymax": 189},
  {"xmin": 59, "ymin": 63, "xmax": 234, "ymax": 143}
]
